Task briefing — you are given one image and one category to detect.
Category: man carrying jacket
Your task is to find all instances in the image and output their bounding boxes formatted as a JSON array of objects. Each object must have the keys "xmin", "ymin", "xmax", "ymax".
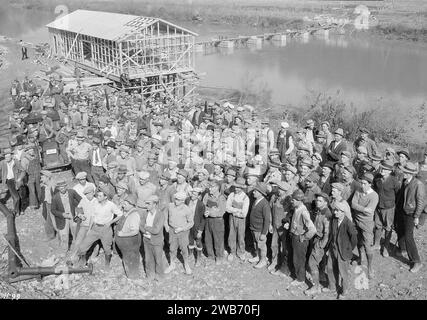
[
  {"xmin": 187, "ymin": 187, "xmax": 206, "ymax": 267},
  {"xmin": 395, "ymin": 162, "xmax": 425, "ymax": 273}
]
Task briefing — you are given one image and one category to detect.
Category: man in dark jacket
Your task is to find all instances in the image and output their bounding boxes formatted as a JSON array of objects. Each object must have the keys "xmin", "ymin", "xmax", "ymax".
[
  {"xmin": 187, "ymin": 187, "xmax": 206, "ymax": 267},
  {"xmin": 395, "ymin": 162, "xmax": 425, "ymax": 273},
  {"xmin": 248, "ymin": 182, "xmax": 271, "ymax": 269},
  {"xmin": 305, "ymin": 193, "xmax": 332, "ymax": 296},
  {"xmin": 326, "ymin": 200, "xmax": 357, "ymax": 299},
  {"xmin": 372, "ymin": 160, "xmax": 400, "ymax": 257},
  {"xmin": 326, "ymin": 128, "xmax": 348, "ymax": 163},
  {"xmin": 50, "ymin": 180, "xmax": 81, "ymax": 251}
]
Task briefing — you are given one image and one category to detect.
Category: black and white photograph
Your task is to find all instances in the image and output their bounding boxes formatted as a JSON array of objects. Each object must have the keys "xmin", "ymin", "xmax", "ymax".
[{"xmin": 0, "ymin": 0, "xmax": 426, "ymax": 308}]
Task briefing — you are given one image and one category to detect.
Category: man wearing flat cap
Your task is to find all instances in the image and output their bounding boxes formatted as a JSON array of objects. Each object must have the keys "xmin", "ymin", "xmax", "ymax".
[
  {"xmin": 326, "ymin": 128, "xmax": 348, "ymax": 163},
  {"xmin": 305, "ymin": 192, "xmax": 332, "ymax": 296},
  {"xmin": 115, "ymin": 194, "xmax": 141, "ymax": 279},
  {"xmin": 395, "ymin": 162, "xmax": 425, "ymax": 273},
  {"xmin": 394, "ymin": 149, "xmax": 410, "ymax": 182},
  {"xmin": 303, "ymin": 172, "xmax": 321, "ymax": 211},
  {"xmin": 165, "ymin": 191, "xmax": 194, "ymax": 275},
  {"xmin": 248, "ymin": 182, "xmax": 271, "ymax": 269},
  {"xmin": 135, "ymin": 171, "xmax": 158, "ymax": 209},
  {"xmin": 326, "ymin": 200, "xmax": 358, "ymax": 299},
  {"xmin": 287, "ymin": 189, "xmax": 316, "ymax": 287},
  {"xmin": 226, "ymin": 177, "xmax": 250, "ymax": 262},
  {"xmin": 140, "ymin": 194, "xmax": 166, "ymax": 280},
  {"xmin": 372, "ymin": 160, "xmax": 400, "ymax": 257},
  {"xmin": 67, "ymin": 130, "xmax": 93, "ymax": 182},
  {"xmin": 351, "ymin": 172, "xmax": 378, "ymax": 279},
  {"xmin": 354, "ymin": 127, "xmax": 378, "ymax": 158}
]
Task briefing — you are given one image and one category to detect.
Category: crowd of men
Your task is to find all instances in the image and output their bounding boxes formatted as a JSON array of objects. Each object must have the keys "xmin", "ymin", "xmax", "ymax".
[{"xmin": 1, "ymin": 75, "xmax": 426, "ymax": 299}]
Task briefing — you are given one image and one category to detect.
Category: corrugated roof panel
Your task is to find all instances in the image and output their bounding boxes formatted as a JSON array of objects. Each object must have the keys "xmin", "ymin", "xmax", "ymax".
[{"xmin": 46, "ymin": 9, "xmax": 198, "ymax": 41}]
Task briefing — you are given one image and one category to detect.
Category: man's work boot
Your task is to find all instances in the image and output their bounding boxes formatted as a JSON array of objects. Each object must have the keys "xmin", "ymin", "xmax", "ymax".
[
  {"xmin": 268, "ymin": 257, "xmax": 278, "ymax": 271},
  {"xmin": 382, "ymin": 231, "xmax": 392, "ymax": 257},
  {"xmin": 194, "ymin": 250, "xmax": 202, "ymax": 267},
  {"xmin": 305, "ymin": 285, "xmax": 321, "ymax": 296},
  {"xmin": 105, "ymin": 254, "xmax": 112, "ymax": 269},
  {"xmin": 372, "ymin": 228, "xmax": 382, "ymax": 251},
  {"xmin": 184, "ymin": 261, "xmax": 193, "ymax": 275},
  {"xmin": 164, "ymin": 261, "xmax": 176, "ymax": 274},
  {"xmin": 248, "ymin": 255, "xmax": 260, "ymax": 264},
  {"xmin": 254, "ymin": 259, "xmax": 267, "ymax": 269},
  {"xmin": 410, "ymin": 263, "xmax": 423, "ymax": 273},
  {"xmin": 367, "ymin": 253, "xmax": 374, "ymax": 279},
  {"xmin": 77, "ymin": 253, "xmax": 87, "ymax": 267}
]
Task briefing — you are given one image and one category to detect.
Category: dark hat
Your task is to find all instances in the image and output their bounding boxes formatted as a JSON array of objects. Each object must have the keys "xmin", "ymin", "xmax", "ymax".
[
  {"xmin": 341, "ymin": 150, "xmax": 352, "ymax": 158},
  {"xmin": 322, "ymin": 161, "xmax": 335, "ymax": 171},
  {"xmin": 315, "ymin": 192, "xmax": 330, "ymax": 202},
  {"xmin": 397, "ymin": 150, "xmax": 410, "ymax": 160},
  {"xmin": 160, "ymin": 171, "xmax": 171, "ymax": 181},
  {"xmin": 359, "ymin": 127, "xmax": 370, "ymax": 134},
  {"xmin": 56, "ymin": 179, "xmax": 67, "ymax": 188},
  {"xmin": 334, "ymin": 128, "xmax": 344, "ymax": 136},
  {"xmin": 253, "ymin": 182, "xmax": 269, "ymax": 197},
  {"xmin": 292, "ymin": 189, "xmax": 305, "ymax": 201},
  {"xmin": 118, "ymin": 164, "xmax": 128, "ymax": 173},
  {"xmin": 99, "ymin": 175, "xmax": 110, "ymax": 184},
  {"xmin": 106, "ymin": 140, "xmax": 116, "ymax": 149},
  {"xmin": 342, "ymin": 165, "xmax": 356, "ymax": 175},
  {"xmin": 316, "ymin": 130, "xmax": 326, "ymax": 138}
]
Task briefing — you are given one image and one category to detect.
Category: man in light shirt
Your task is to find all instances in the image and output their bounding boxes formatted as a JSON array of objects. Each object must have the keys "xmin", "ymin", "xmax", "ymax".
[
  {"xmin": 67, "ymin": 131, "xmax": 93, "ymax": 182},
  {"xmin": 73, "ymin": 171, "xmax": 96, "ymax": 198},
  {"xmin": 165, "ymin": 191, "xmax": 194, "ymax": 275},
  {"xmin": 77, "ymin": 189, "xmax": 123, "ymax": 268},
  {"xmin": 70, "ymin": 184, "xmax": 97, "ymax": 262},
  {"xmin": 115, "ymin": 194, "xmax": 141, "ymax": 279},
  {"xmin": 226, "ymin": 177, "xmax": 250, "ymax": 262}
]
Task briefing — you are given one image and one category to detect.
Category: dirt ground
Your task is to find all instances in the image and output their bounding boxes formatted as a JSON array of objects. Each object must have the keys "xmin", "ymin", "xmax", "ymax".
[{"xmin": 1, "ymin": 201, "xmax": 426, "ymax": 300}]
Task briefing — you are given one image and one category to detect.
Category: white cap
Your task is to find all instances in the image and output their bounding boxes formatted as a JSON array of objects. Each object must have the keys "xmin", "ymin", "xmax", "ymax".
[
  {"xmin": 137, "ymin": 171, "xmax": 150, "ymax": 180},
  {"xmin": 281, "ymin": 122, "xmax": 289, "ymax": 129}
]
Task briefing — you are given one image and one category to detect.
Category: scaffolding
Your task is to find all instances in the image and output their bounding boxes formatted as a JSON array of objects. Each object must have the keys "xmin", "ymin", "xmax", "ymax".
[{"xmin": 46, "ymin": 10, "xmax": 198, "ymax": 101}]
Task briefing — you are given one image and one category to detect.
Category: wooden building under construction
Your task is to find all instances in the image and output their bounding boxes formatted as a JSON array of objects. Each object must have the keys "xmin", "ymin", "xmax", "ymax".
[{"xmin": 46, "ymin": 10, "xmax": 198, "ymax": 100}]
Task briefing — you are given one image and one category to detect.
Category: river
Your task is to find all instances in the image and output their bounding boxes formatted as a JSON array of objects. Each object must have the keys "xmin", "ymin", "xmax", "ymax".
[{"xmin": 1, "ymin": 6, "xmax": 426, "ymax": 122}]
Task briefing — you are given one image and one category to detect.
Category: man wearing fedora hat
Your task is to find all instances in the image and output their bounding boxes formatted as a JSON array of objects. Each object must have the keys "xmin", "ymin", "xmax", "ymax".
[
  {"xmin": 103, "ymin": 140, "xmax": 118, "ymax": 170},
  {"xmin": 395, "ymin": 150, "xmax": 411, "ymax": 182},
  {"xmin": 248, "ymin": 182, "xmax": 271, "ymax": 269},
  {"xmin": 354, "ymin": 127, "xmax": 378, "ymax": 158},
  {"xmin": 351, "ymin": 172, "xmax": 378, "ymax": 279},
  {"xmin": 395, "ymin": 162, "xmax": 425, "ymax": 273},
  {"xmin": 226, "ymin": 177, "xmax": 250, "ymax": 262},
  {"xmin": 372, "ymin": 160, "xmax": 401, "ymax": 257},
  {"xmin": 326, "ymin": 128, "xmax": 348, "ymax": 163},
  {"xmin": 115, "ymin": 194, "xmax": 141, "ymax": 279},
  {"xmin": 117, "ymin": 145, "xmax": 136, "ymax": 177}
]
